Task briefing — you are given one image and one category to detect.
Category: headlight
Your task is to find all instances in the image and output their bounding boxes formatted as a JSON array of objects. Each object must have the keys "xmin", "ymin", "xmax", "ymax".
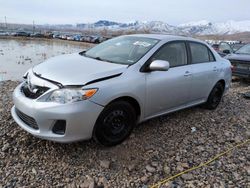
[{"xmin": 47, "ymin": 88, "xmax": 98, "ymax": 104}]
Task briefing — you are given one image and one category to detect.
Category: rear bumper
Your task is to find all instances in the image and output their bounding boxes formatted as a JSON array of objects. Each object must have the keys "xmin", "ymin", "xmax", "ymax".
[
  {"xmin": 232, "ymin": 71, "xmax": 250, "ymax": 78},
  {"xmin": 11, "ymin": 83, "xmax": 104, "ymax": 143}
]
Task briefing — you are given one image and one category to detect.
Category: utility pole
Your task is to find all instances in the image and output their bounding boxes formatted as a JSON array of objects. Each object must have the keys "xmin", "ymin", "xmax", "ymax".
[
  {"xmin": 4, "ymin": 16, "xmax": 7, "ymax": 29},
  {"xmin": 33, "ymin": 20, "xmax": 35, "ymax": 34}
]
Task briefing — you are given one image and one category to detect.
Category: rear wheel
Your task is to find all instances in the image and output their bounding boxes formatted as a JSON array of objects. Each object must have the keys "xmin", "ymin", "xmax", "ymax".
[
  {"xmin": 204, "ymin": 82, "xmax": 224, "ymax": 110},
  {"xmin": 93, "ymin": 101, "xmax": 136, "ymax": 146}
]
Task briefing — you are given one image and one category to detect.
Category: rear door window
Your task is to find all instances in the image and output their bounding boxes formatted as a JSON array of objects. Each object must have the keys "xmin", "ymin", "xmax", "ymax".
[{"xmin": 190, "ymin": 42, "xmax": 215, "ymax": 64}]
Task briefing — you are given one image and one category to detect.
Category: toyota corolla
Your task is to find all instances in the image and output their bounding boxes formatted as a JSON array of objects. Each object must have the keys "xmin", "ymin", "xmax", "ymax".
[{"xmin": 11, "ymin": 34, "xmax": 232, "ymax": 146}]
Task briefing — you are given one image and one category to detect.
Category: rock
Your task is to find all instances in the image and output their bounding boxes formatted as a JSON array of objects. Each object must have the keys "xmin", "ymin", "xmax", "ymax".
[
  {"xmin": 151, "ymin": 161, "xmax": 159, "ymax": 167},
  {"xmin": 146, "ymin": 165, "xmax": 156, "ymax": 173},
  {"xmin": 67, "ymin": 183, "xmax": 76, "ymax": 188},
  {"xmin": 32, "ymin": 168, "xmax": 37, "ymax": 174},
  {"xmin": 164, "ymin": 181, "xmax": 172, "ymax": 188},
  {"xmin": 181, "ymin": 163, "xmax": 189, "ymax": 169},
  {"xmin": 233, "ymin": 172, "xmax": 240, "ymax": 180},
  {"xmin": 141, "ymin": 176, "xmax": 148, "ymax": 183},
  {"xmin": 224, "ymin": 131, "xmax": 231, "ymax": 137},
  {"xmin": 176, "ymin": 164, "xmax": 184, "ymax": 172},
  {"xmin": 100, "ymin": 160, "xmax": 110, "ymax": 169},
  {"xmin": 175, "ymin": 156, "xmax": 180, "ymax": 161},
  {"xmin": 181, "ymin": 173, "xmax": 193, "ymax": 180},
  {"xmin": 163, "ymin": 164, "xmax": 171, "ymax": 174},
  {"xmin": 128, "ymin": 164, "xmax": 135, "ymax": 172},
  {"xmin": 197, "ymin": 146, "xmax": 205, "ymax": 152},
  {"xmin": 80, "ymin": 179, "xmax": 95, "ymax": 188},
  {"xmin": 245, "ymin": 166, "xmax": 250, "ymax": 175},
  {"xmin": 98, "ymin": 177, "xmax": 108, "ymax": 186},
  {"xmin": 2, "ymin": 143, "xmax": 10, "ymax": 152},
  {"xmin": 234, "ymin": 136, "xmax": 242, "ymax": 143},
  {"xmin": 186, "ymin": 181, "xmax": 196, "ymax": 188},
  {"xmin": 89, "ymin": 182, "xmax": 95, "ymax": 188},
  {"xmin": 246, "ymin": 131, "xmax": 250, "ymax": 138}
]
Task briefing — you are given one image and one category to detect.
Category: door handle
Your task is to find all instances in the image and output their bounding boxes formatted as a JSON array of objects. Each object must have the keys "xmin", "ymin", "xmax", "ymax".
[
  {"xmin": 213, "ymin": 66, "xmax": 217, "ymax": 71},
  {"xmin": 184, "ymin": 71, "xmax": 192, "ymax": 77}
]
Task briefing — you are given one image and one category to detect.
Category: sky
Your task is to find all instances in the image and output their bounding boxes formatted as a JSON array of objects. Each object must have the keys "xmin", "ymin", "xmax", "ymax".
[{"xmin": 0, "ymin": 0, "xmax": 250, "ymax": 25}]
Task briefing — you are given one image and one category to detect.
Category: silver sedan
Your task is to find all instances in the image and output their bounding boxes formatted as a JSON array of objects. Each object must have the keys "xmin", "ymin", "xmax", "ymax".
[{"xmin": 11, "ymin": 34, "xmax": 232, "ymax": 146}]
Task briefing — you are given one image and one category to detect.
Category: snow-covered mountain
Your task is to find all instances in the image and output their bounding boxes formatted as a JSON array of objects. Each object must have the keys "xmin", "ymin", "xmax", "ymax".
[
  {"xmin": 76, "ymin": 20, "xmax": 250, "ymax": 35},
  {"xmin": 126, "ymin": 21, "xmax": 185, "ymax": 35},
  {"xmin": 178, "ymin": 20, "xmax": 250, "ymax": 35}
]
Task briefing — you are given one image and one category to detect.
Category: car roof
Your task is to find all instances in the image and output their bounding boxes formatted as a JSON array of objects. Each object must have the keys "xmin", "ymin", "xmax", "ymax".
[{"xmin": 127, "ymin": 34, "xmax": 203, "ymax": 43}]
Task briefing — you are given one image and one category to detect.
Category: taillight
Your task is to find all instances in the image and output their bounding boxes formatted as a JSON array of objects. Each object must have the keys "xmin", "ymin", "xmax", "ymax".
[{"xmin": 230, "ymin": 65, "xmax": 235, "ymax": 72}]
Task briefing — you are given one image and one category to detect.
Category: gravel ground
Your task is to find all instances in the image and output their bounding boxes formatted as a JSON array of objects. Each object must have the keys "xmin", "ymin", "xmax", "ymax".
[{"xmin": 0, "ymin": 80, "xmax": 250, "ymax": 188}]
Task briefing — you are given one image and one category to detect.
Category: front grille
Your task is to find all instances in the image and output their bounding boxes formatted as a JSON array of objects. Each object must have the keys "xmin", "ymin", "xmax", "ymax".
[
  {"xmin": 21, "ymin": 83, "xmax": 50, "ymax": 99},
  {"xmin": 15, "ymin": 108, "xmax": 39, "ymax": 130}
]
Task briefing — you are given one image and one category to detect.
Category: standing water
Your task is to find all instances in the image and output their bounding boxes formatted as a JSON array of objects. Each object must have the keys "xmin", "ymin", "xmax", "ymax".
[{"xmin": 0, "ymin": 38, "xmax": 92, "ymax": 81}]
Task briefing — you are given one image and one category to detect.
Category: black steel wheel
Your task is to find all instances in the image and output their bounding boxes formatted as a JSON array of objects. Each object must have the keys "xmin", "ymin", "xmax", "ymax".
[
  {"xmin": 94, "ymin": 101, "xmax": 136, "ymax": 146},
  {"xmin": 204, "ymin": 82, "xmax": 224, "ymax": 110}
]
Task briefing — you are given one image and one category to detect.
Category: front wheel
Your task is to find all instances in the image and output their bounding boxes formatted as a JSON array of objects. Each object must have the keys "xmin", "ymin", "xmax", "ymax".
[
  {"xmin": 204, "ymin": 82, "xmax": 224, "ymax": 110},
  {"xmin": 93, "ymin": 101, "xmax": 136, "ymax": 146}
]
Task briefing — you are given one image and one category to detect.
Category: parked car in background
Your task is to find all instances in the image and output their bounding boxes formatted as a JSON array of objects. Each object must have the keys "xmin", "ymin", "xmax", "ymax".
[
  {"xmin": 0, "ymin": 31, "xmax": 9, "ymax": 36},
  {"xmin": 12, "ymin": 31, "xmax": 30, "ymax": 37},
  {"xmin": 212, "ymin": 44, "xmax": 219, "ymax": 51},
  {"xmin": 73, "ymin": 35, "xmax": 82, "ymax": 41},
  {"xmin": 53, "ymin": 33, "xmax": 61, "ymax": 39},
  {"xmin": 61, "ymin": 34, "xmax": 70, "ymax": 40},
  {"xmin": 66, "ymin": 35, "xmax": 74, "ymax": 41},
  {"xmin": 231, "ymin": 42, "xmax": 245, "ymax": 52},
  {"xmin": 98, "ymin": 36, "xmax": 109, "ymax": 43},
  {"xmin": 83, "ymin": 35, "xmax": 92, "ymax": 43},
  {"xmin": 30, "ymin": 33, "xmax": 45, "ymax": 38},
  {"xmin": 225, "ymin": 43, "xmax": 250, "ymax": 78},
  {"xmin": 212, "ymin": 42, "xmax": 233, "ymax": 57},
  {"xmin": 44, "ymin": 33, "xmax": 53, "ymax": 39},
  {"xmin": 90, "ymin": 36, "xmax": 100, "ymax": 43},
  {"xmin": 11, "ymin": 34, "xmax": 231, "ymax": 146}
]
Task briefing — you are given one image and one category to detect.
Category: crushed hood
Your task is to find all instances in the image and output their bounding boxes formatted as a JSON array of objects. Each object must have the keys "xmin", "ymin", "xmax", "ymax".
[{"xmin": 32, "ymin": 53, "xmax": 127, "ymax": 85}]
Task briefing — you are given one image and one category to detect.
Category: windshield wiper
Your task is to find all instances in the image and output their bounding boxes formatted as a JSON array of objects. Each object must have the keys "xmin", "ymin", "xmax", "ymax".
[
  {"xmin": 94, "ymin": 57, "xmax": 104, "ymax": 61},
  {"xmin": 81, "ymin": 53, "xmax": 120, "ymax": 64},
  {"xmin": 93, "ymin": 56, "xmax": 116, "ymax": 64}
]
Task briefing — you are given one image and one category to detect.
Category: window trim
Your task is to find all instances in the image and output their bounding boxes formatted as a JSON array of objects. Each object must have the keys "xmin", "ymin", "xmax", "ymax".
[
  {"xmin": 188, "ymin": 41, "xmax": 216, "ymax": 64},
  {"xmin": 140, "ymin": 40, "xmax": 190, "ymax": 72}
]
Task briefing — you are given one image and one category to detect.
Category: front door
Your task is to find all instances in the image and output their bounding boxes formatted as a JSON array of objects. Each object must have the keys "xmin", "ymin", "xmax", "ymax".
[{"xmin": 145, "ymin": 41, "xmax": 192, "ymax": 118}]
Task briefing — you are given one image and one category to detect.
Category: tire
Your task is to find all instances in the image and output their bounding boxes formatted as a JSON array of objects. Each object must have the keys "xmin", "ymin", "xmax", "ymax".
[
  {"xmin": 93, "ymin": 101, "xmax": 136, "ymax": 146},
  {"xmin": 204, "ymin": 82, "xmax": 224, "ymax": 110}
]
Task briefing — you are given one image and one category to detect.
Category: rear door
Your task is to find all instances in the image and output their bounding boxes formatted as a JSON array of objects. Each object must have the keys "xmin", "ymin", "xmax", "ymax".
[
  {"xmin": 145, "ymin": 41, "xmax": 193, "ymax": 118},
  {"xmin": 188, "ymin": 42, "xmax": 218, "ymax": 102}
]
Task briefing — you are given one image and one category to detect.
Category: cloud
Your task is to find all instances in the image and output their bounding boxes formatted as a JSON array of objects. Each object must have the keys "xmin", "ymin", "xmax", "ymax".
[{"xmin": 0, "ymin": 0, "xmax": 249, "ymax": 25}]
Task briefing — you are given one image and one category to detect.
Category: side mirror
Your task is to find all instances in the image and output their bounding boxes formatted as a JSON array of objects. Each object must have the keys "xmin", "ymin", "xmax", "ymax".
[
  {"xmin": 222, "ymin": 49, "xmax": 231, "ymax": 54},
  {"xmin": 149, "ymin": 60, "xmax": 170, "ymax": 71}
]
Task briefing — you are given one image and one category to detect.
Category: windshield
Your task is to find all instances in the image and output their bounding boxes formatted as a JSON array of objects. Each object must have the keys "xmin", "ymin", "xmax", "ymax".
[
  {"xmin": 83, "ymin": 36, "xmax": 159, "ymax": 65},
  {"xmin": 235, "ymin": 44, "xmax": 250, "ymax": 55}
]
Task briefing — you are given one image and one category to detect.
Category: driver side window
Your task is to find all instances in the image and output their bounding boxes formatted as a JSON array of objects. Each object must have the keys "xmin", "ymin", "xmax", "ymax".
[{"xmin": 152, "ymin": 42, "xmax": 187, "ymax": 67}]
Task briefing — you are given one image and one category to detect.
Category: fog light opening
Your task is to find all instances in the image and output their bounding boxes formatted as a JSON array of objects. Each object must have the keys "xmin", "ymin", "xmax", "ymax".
[{"xmin": 52, "ymin": 120, "xmax": 66, "ymax": 135}]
